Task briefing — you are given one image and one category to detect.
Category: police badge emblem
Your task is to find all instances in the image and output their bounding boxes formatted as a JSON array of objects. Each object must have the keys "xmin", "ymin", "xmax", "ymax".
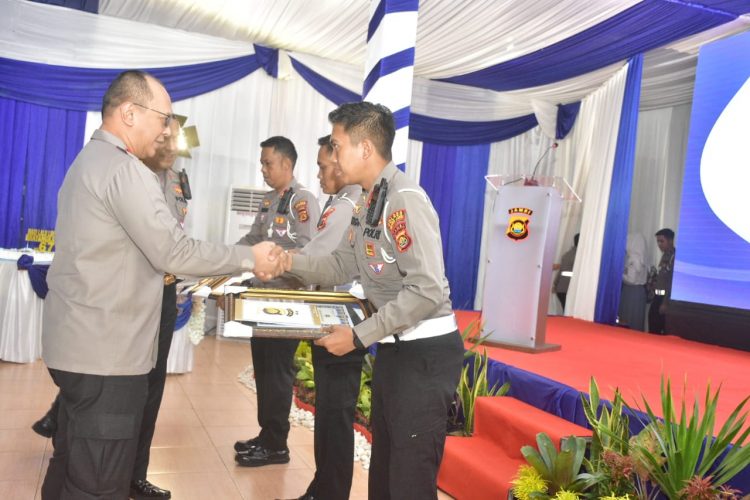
[{"xmin": 506, "ymin": 207, "xmax": 533, "ymax": 241}]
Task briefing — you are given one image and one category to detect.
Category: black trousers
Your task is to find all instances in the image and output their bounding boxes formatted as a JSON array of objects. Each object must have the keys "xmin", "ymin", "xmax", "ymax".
[
  {"xmin": 368, "ymin": 331, "xmax": 464, "ymax": 500},
  {"xmin": 250, "ymin": 336, "xmax": 299, "ymax": 450},
  {"xmin": 132, "ymin": 282, "xmax": 177, "ymax": 480},
  {"xmin": 41, "ymin": 369, "xmax": 148, "ymax": 500},
  {"xmin": 304, "ymin": 345, "xmax": 365, "ymax": 500},
  {"xmin": 648, "ymin": 295, "xmax": 666, "ymax": 334}
]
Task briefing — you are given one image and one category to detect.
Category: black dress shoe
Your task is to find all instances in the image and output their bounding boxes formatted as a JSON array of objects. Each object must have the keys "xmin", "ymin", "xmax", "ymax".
[
  {"xmin": 31, "ymin": 414, "xmax": 57, "ymax": 438},
  {"xmin": 234, "ymin": 435, "xmax": 262, "ymax": 453},
  {"xmin": 130, "ymin": 479, "xmax": 171, "ymax": 499},
  {"xmin": 235, "ymin": 445, "xmax": 290, "ymax": 467}
]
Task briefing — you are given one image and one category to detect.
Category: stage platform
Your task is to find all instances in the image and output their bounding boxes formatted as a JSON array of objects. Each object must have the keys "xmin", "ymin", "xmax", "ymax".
[{"xmin": 445, "ymin": 311, "xmax": 750, "ymax": 496}]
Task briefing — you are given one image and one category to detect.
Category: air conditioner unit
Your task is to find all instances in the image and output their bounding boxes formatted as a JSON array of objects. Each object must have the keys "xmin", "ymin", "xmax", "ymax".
[{"xmin": 224, "ymin": 185, "xmax": 267, "ymax": 244}]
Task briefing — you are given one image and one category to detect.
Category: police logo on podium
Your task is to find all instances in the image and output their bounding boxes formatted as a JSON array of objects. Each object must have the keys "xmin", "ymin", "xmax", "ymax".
[{"xmin": 506, "ymin": 207, "xmax": 533, "ymax": 241}]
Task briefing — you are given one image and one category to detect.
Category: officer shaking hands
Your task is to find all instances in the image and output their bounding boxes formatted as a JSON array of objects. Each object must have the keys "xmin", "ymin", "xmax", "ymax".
[{"xmin": 279, "ymin": 102, "xmax": 464, "ymax": 500}]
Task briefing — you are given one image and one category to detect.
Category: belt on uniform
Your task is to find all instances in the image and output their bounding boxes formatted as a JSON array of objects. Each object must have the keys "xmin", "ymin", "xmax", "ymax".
[
  {"xmin": 655, "ymin": 289, "xmax": 666, "ymax": 296},
  {"xmin": 164, "ymin": 273, "xmax": 176, "ymax": 286},
  {"xmin": 379, "ymin": 314, "xmax": 458, "ymax": 343}
]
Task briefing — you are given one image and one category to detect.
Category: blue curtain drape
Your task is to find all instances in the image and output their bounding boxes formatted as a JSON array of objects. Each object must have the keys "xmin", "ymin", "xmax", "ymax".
[
  {"xmin": 0, "ymin": 97, "xmax": 86, "ymax": 248},
  {"xmin": 289, "ymin": 56, "xmax": 574, "ymax": 147},
  {"xmin": 0, "ymin": 51, "xmax": 273, "ymax": 112},
  {"xmin": 28, "ymin": 0, "xmax": 98, "ymax": 13},
  {"xmin": 594, "ymin": 54, "xmax": 644, "ymax": 324},
  {"xmin": 420, "ymin": 143, "xmax": 491, "ymax": 309},
  {"xmin": 556, "ymin": 102, "xmax": 581, "ymax": 140},
  {"xmin": 440, "ymin": 1, "xmax": 735, "ymax": 92}
]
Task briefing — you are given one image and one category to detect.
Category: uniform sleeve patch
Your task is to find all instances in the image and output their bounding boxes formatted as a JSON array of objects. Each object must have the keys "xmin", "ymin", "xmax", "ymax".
[
  {"xmin": 317, "ymin": 207, "xmax": 335, "ymax": 230},
  {"xmin": 365, "ymin": 242, "xmax": 376, "ymax": 257},
  {"xmin": 294, "ymin": 199, "xmax": 309, "ymax": 222},
  {"xmin": 386, "ymin": 209, "xmax": 412, "ymax": 253}
]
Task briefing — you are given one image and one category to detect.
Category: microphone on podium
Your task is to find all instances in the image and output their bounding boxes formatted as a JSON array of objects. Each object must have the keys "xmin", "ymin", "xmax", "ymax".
[{"xmin": 524, "ymin": 142, "xmax": 558, "ymax": 186}]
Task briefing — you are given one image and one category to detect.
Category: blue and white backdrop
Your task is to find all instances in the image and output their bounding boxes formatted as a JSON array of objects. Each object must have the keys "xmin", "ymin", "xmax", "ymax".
[{"xmin": 1, "ymin": 0, "xmax": 749, "ymax": 322}]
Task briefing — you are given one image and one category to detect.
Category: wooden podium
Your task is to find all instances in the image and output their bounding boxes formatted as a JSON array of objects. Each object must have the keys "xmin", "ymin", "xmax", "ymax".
[{"xmin": 481, "ymin": 175, "xmax": 579, "ymax": 352}]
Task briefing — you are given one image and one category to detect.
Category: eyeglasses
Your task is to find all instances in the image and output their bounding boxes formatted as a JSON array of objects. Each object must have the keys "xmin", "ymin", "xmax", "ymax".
[{"xmin": 132, "ymin": 102, "xmax": 173, "ymax": 128}]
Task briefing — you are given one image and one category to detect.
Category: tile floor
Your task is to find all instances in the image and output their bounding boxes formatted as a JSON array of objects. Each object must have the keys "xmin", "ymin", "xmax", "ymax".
[{"xmin": 0, "ymin": 335, "xmax": 454, "ymax": 499}]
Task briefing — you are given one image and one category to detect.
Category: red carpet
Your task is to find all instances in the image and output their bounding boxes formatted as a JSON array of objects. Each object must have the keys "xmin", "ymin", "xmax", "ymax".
[{"xmin": 455, "ymin": 311, "xmax": 750, "ymax": 431}]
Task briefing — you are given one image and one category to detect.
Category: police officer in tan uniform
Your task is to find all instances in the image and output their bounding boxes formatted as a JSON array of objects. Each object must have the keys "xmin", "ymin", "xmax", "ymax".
[
  {"xmin": 294, "ymin": 136, "xmax": 364, "ymax": 500},
  {"xmin": 234, "ymin": 136, "xmax": 321, "ymax": 467},
  {"xmin": 129, "ymin": 120, "xmax": 188, "ymax": 499},
  {"xmin": 284, "ymin": 103, "xmax": 464, "ymax": 500},
  {"xmin": 40, "ymin": 71, "xmax": 283, "ymax": 500},
  {"xmin": 33, "ymin": 119, "xmax": 188, "ymax": 500}
]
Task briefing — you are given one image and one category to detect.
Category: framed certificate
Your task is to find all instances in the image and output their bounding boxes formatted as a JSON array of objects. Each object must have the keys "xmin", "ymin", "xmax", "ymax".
[{"xmin": 225, "ymin": 288, "xmax": 373, "ymax": 339}]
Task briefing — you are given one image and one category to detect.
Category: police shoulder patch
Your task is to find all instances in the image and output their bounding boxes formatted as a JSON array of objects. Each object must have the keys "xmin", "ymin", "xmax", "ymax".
[
  {"xmin": 294, "ymin": 199, "xmax": 309, "ymax": 222},
  {"xmin": 318, "ymin": 207, "xmax": 335, "ymax": 230},
  {"xmin": 386, "ymin": 209, "xmax": 412, "ymax": 253}
]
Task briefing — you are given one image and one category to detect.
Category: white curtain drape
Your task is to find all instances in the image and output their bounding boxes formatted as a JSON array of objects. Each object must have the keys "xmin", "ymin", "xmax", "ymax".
[
  {"xmin": 629, "ymin": 104, "xmax": 691, "ymax": 267},
  {"xmin": 405, "ymin": 140, "xmax": 424, "ymax": 182},
  {"xmin": 0, "ymin": 0, "xmax": 254, "ymax": 67},
  {"xmin": 97, "ymin": 0, "xmax": 639, "ymax": 74},
  {"xmin": 565, "ymin": 63, "xmax": 629, "ymax": 321}
]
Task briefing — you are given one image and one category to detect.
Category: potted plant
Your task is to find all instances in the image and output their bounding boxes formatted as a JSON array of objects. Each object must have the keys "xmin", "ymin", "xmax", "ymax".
[{"xmin": 510, "ymin": 433, "xmax": 601, "ymax": 499}]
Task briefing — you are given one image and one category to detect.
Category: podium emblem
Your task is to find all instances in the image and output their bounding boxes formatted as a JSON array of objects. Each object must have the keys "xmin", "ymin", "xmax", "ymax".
[{"xmin": 506, "ymin": 207, "xmax": 533, "ymax": 241}]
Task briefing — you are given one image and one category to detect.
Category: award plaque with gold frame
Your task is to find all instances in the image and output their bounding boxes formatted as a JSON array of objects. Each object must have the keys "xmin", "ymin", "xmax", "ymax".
[{"xmin": 225, "ymin": 288, "xmax": 373, "ymax": 339}]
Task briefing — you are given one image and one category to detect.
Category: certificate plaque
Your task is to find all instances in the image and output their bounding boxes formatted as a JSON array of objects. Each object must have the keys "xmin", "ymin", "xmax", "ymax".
[{"xmin": 226, "ymin": 288, "xmax": 372, "ymax": 339}]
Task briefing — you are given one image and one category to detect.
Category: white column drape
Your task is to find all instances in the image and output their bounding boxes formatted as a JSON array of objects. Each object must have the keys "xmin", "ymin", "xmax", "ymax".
[
  {"xmin": 629, "ymin": 104, "xmax": 691, "ymax": 267},
  {"xmin": 565, "ymin": 63, "xmax": 629, "ymax": 321}
]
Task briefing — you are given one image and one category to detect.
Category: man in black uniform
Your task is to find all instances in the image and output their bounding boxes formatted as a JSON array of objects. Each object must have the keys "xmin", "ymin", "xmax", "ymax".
[
  {"xmin": 234, "ymin": 136, "xmax": 320, "ymax": 467},
  {"xmin": 648, "ymin": 228, "xmax": 676, "ymax": 334},
  {"xmin": 283, "ymin": 103, "xmax": 464, "ymax": 500},
  {"xmin": 294, "ymin": 136, "xmax": 364, "ymax": 500}
]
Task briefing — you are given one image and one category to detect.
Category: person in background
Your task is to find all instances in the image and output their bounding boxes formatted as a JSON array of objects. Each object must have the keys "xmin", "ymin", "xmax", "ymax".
[
  {"xmin": 234, "ymin": 136, "xmax": 321, "ymax": 468},
  {"xmin": 618, "ymin": 232, "xmax": 647, "ymax": 331},
  {"xmin": 292, "ymin": 135, "xmax": 364, "ymax": 500},
  {"xmin": 553, "ymin": 233, "xmax": 579, "ymax": 310},
  {"xmin": 647, "ymin": 228, "xmax": 676, "ymax": 334}
]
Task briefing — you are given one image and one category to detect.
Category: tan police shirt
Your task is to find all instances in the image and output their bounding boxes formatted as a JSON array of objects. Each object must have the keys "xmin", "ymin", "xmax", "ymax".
[
  {"xmin": 301, "ymin": 184, "xmax": 361, "ymax": 257},
  {"xmin": 43, "ymin": 129, "xmax": 255, "ymax": 376},
  {"xmin": 237, "ymin": 177, "xmax": 319, "ymax": 251},
  {"xmin": 159, "ymin": 168, "xmax": 188, "ymax": 225},
  {"xmin": 290, "ymin": 162, "xmax": 454, "ymax": 347}
]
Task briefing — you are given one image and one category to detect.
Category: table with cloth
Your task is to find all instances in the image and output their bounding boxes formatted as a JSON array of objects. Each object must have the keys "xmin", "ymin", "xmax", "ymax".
[{"xmin": 0, "ymin": 249, "xmax": 201, "ymax": 372}]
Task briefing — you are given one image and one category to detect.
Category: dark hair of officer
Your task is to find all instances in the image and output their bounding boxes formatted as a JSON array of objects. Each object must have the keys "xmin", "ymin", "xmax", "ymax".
[
  {"xmin": 655, "ymin": 228, "xmax": 675, "ymax": 240},
  {"xmin": 317, "ymin": 134, "xmax": 333, "ymax": 154},
  {"xmin": 101, "ymin": 70, "xmax": 155, "ymax": 118},
  {"xmin": 328, "ymin": 102, "xmax": 395, "ymax": 162},
  {"xmin": 260, "ymin": 136, "xmax": 298, "ymax": 170}
]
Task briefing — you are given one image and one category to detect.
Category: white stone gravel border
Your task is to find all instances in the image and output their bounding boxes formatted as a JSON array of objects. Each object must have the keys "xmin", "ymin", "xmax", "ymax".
[{"xmin": 238, "ymin": 366, "xmax": 371, "ymax": 470}]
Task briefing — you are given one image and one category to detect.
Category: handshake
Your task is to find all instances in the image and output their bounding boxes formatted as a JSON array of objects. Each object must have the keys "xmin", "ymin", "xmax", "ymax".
[{"xmin": 250, "ymin": 241, "xmax": 294, "ymax": 281}]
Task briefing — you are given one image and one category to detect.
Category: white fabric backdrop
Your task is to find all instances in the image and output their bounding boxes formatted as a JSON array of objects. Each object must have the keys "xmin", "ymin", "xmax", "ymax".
[
  {"xmin": 629, "ymin": 104, "xmax": 691, "ymax": 267},
  {"xmin": 565, "ymin": 63, "xmax": 629, "ymax": 321}
]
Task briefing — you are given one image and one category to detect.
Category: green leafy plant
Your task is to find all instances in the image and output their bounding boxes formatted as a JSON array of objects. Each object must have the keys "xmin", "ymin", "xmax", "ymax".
[
  {"xmin": 517, "ymin": 433, "xmax": 600, "ymax": 498},
  {"xmin": 293, "ymin": 341, "xmax": 315, "ymax": 399},
  {"xmin": 356, "ymin": 353, "xmax": 374, "ymax": 424},
  {"xmin": 581, "ymin": 378, "xmax": 649, "ymax": 498},
  {"xmin": 451, "ymin": 348, "xmax": 509, "ymax": 436},
  {"xmin": 630, "ymin": 377, "xmax": 750, "ymax": 499}
]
